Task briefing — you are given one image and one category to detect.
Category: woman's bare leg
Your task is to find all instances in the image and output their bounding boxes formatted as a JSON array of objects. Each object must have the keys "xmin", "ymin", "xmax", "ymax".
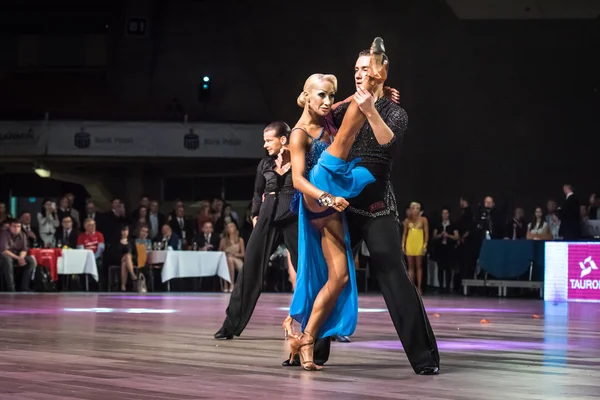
[
  {"xmin": 326, "ymin": 101, "xmax": 367, "ymax": 161},
  {"xmin": 124, "ymin": 254, "xmax": 136, "ymax": 279},
  {"xmin": 120, "ymin": 258, "xmax": 128, "ymax": 291},
  {"xmin": 226, "ymin": 256, "xmax": 236, "ymax": 292},
  {"xmin": 287, "ymin": 252, "xmax": 296, "ymax": 292},
  {"xmin": 303, "ymin": 214, "xmax": 349, "ymax": 337},
  {"xmin": 407, "ymin": 256, "xmax": 416, "ymax": 284},
  {"xmin": 416, "ymin": 256, "xmax": 424, "ymax": 295}
]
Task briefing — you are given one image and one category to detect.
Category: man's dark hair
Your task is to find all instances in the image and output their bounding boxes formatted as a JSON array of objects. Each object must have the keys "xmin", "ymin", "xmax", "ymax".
[
  {"xmin": 7, "ymin": 218, "xmax": 19, "ymax": 225},
  {"xmin": 358, "ymin": 50, "xmax": 389, "ymax": 71},
  {"xmin": 264, "ymin": 121, "xmax": 291, "ymax": 139}
]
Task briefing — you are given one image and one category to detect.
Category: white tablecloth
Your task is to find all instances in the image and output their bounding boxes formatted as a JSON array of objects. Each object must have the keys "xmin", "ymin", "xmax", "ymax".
[
  {"xmin": 148, "ymin": 250, "xmax": 230, "ymax": 283},
  {"xmin": 148, "ymin": 250, "xmax": 168, "ymax": 264},
  {"xmin": 57, "ymin": 249, "xmax": 99, "ymax": 281}
]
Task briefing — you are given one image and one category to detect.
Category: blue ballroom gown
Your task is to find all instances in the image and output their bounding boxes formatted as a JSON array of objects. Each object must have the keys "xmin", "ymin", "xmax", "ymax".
[{"xmin": 289, "ymin": 127, "xmax": 374, "ymax": 339}]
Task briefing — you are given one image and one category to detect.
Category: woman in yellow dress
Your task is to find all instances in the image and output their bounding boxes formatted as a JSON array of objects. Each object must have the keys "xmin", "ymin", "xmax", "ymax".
[{"xmin": 402, "ymin": 202, "xmax": 428, "ymax": 295}]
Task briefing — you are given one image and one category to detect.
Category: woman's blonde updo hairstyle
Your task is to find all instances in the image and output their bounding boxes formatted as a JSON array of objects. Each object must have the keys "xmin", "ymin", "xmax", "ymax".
[{"xmin": 297, "ymin": 73, "xmax": 338, "ymax": 108}]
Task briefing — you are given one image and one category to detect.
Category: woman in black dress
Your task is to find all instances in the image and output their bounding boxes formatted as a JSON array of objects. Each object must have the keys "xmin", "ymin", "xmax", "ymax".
[{"xmin": 110, "ymin": 224, "xmax": 138, "ymax": 291}]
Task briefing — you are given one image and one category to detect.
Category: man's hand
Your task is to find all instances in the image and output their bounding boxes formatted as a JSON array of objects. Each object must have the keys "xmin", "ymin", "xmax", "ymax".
[
  {"xmin": 354, "ymin": 86, "xmax": 375, "ymax": 117},
  {"xmin": 332, "ymin": 197, "xmax": 349, "ymax": 213},
  {"xmin": 252, "ymin": 216, "xmax": 258, "ymax": 227},
  {"xmin": 17, "ymin": 256, "xmax": 26, "ymax": 267},
  {"xmin": 383, "ymin": 86, "xmax": 400, "ymax": 104}
]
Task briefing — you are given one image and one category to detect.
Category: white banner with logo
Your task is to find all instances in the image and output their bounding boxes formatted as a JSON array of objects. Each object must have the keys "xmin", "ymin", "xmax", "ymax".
[
  {"xmin": 45, "ymin": 121, "xmax": 266, "ymax": 158},
  {"xmin": 0, "ymin": 122, "xmax": 47, "ymax": 155},
  {"xmin": 47, "ymin": 122, "xmax": 158, "ymax": 156},
  {"xmin": 155, "ymin": 123, "xmax": 265, "ymax": 158}
]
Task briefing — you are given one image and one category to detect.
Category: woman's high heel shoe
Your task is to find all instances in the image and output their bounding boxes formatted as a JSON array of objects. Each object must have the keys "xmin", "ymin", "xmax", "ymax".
[
  {"xmin": 282, "ymin": 316, "xmax": 294, "ymax": 339},
  {"xmin": 366, "ymin": 36, "xmax": 388, "ymax": 85},
  {"xmin": 288, "ymin": 332, "xmax": 322, "ymax": 371}
]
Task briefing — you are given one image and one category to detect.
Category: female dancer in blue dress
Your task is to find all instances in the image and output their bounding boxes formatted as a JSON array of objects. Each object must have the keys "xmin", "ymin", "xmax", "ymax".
[{"xmin": 284, "ymin": 37, "xmax": 387, "ymax": 371}]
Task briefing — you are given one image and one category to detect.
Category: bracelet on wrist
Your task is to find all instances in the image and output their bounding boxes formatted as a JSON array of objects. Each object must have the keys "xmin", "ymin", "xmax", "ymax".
[{"xmin": 318, "ymin": 192, "xmax": 334, "ymax": 207}]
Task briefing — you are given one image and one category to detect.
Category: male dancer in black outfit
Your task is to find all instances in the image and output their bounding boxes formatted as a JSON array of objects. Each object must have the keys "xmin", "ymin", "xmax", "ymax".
[
  {"xmin": 283, "ymin": 50, "xmax": 440, "ymax": 375},
  {"xmin": 213, "ymin": 121, "xmax": 332, "ymax": 363}
]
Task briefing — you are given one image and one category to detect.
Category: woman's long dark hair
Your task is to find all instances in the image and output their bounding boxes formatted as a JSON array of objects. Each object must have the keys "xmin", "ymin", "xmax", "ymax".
[
  {"xmin": 40, "ymin": 198, "xmax": 54, "ymax": 217},
  {"xmin": 531, "ymin": 207, "xmax": 545, "ymax": 231}
]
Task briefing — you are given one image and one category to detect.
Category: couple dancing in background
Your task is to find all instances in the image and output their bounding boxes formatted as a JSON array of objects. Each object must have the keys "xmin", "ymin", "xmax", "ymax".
[{"xmin": 214, "ymin": 36, "xmax": 439, "ymax": 375}]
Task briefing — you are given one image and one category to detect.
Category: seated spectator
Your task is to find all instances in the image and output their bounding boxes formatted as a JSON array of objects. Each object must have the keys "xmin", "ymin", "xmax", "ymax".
[
  {"xmin": 135, "ymin": 225, "xmax": 152, "ymax": 250},
  {"xmin": 154, "ymin": 224, "xmax": 181, "ymax": 250},
  {"xmin": 506, "ymin": 207, "xmax": 527, "ymax": 239},
  {"xmin": 54, "ymin": 215, "xmax": 80, "ymax": 249},
  {"xmin": 77, "ymin": 218, "xmax": 105, "ymax": 260},
  {"xmin": 214, "ymin": 203, "xmax": 239, "ymax": 235},
  {"xmin": 134, "ymin": 225, "xmax": 151, "ymax": 267},
  {"xmin": 169, "ymin": 205, "xmax": 194, "ymax": 247},
  {"xmin": 0, "ymin": 219, "xmax": 35, "ymax": 292},
  {"xmin": 194, "ymin": 221, "xmax": 219, "ymax": 251},
  {"xmin": 108, "ymin": 225, "xmax": 138, "ymax": 292},
  {"xmin": 527, "ymin": 207, "xmax": 552, "ymax": 240},
  {"xmin": 19, "ymin": 212, "xmax": 40, "ymax": 249},
  {"xmin": 219, "ymin": 222, "xmax": 245, "ymax": 292},
  {"xmin": 546, "ymin": 200, "xmax": 561, "ymax": 239}
]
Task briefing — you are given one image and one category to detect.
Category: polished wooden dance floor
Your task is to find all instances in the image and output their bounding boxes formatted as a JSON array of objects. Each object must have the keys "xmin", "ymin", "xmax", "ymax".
[{"xmin": 0, "ymin": 293, "xmax": 598, "ymax": 400}]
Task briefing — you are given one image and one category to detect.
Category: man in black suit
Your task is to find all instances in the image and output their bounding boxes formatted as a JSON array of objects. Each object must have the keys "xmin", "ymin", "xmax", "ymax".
[
  {"xmin": 559, "ymin": 184, "xmax": 581, "ymax": 240},
  {"xmin": 19, "ymin": 212, "xmax": 40, "ymax": 249},
  {"xmin": 54, "ymin": 215, "xmax": 79, "ymax": 248},
  {"xmin": 98, "ymin": 198, "xmax": 128, "ymax": 245},
  {"xmin": 194, "ymin": 221, "xmax": 220, "ymax": 251},
  {"xmin": 154, "ymin": 224, "xmax": 181, "ymax": 250},
  {"xmin": 84, "ymin": 201, "xmax": 101, "ymax": 224},
  {"xmin": 169, "ymin": 206, "xmax": 194, "ymax": 247}
]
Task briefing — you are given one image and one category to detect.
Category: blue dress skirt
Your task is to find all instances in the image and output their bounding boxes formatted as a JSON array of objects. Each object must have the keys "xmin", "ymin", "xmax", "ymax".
[{"xmin": 289, "ymin": 150, "xmax": 374, "ymax": 338}]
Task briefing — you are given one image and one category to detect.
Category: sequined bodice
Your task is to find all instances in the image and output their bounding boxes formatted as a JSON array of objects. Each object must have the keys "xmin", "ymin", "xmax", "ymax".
[
  {"xmin": 304, "ymin": 128, "xmax": 331, "ymax": 177},
  {"xmin": 290, "ymin": 128, "xmax": 331, "ymax": 214}
]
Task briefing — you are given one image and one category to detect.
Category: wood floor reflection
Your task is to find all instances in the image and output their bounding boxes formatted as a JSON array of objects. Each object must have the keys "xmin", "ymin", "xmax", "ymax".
[{"xmin": 0, "ymin": 293, "xmax": 598, "ymax": 399}]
